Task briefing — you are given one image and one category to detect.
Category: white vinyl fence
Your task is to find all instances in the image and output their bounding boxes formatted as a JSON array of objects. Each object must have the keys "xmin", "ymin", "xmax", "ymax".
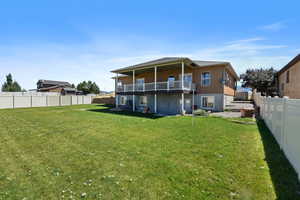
[
  {"xmin": 0, "ymin": 92, "xmax": 60, "ymax": 96},
  {"xmin": 254, "ymin": 92, "xmax": 300, "ymax": 180},
  {"xmin": 0, "ymin": 95, "xmax": 92, "ymax": 109}
]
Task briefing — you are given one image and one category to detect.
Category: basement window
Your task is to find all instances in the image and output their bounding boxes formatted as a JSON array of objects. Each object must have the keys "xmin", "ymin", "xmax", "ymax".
[
  {"xmin": 202, "ymin": 96, "xmax": 214, "ymax": 108},
  {"xmin": 120, "ymin": 96, "xmax": 127, "ymax": 105},
  {"xmin": 139, "ymin": 96, "xmax": 147, "ymax": 106}
]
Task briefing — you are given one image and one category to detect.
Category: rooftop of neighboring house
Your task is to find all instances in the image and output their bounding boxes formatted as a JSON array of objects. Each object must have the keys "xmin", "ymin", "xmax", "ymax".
[
  {"xmin": 111, "ymin": 57, "xmax": 239, "ymax": 80},
  {"xmin": 37, "ymin": 79, "xmax": 72, "ymax": 87},
  {"xmin": 278, "ymin": 54, "xmax": 300, "ymax": 75}
]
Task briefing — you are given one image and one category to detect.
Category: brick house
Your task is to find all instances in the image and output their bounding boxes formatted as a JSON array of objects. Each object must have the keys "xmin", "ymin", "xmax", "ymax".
[{"xmin": 111, "ymin": 57, "xmax": 239, "ymax": 114}]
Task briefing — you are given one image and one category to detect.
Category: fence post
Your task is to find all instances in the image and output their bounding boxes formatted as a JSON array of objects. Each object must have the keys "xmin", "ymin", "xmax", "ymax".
[
  {"xmin": 12, "ymin": 95, "xmax": 15, "ymax": 109},
  {"xmin": 46, "ymin": 96, "xmax": 48, "ymax": 107},
  {"xmin": 59, "ymin": 96, "xmax": 62, "ymax": 106},
  {"xmin": 30, "ymin": 96, "xmax": 33, "ymax": 107},
  {"xmin": 281, "ymin": 96, "xmax": 289, "ymax": 151}
]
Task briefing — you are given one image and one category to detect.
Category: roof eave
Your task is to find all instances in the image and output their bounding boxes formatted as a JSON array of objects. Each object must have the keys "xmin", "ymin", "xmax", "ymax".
[
  {"xmin": 111, "ymin": 58, "xmax": 191, "ymax": 74},
  {"xmin": 278, "ymin": 54, "xmax": 300, "ymax": 75}
]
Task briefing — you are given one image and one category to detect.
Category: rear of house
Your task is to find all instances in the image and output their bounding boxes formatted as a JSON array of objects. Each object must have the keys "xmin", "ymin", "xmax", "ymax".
[
  {"xmin": 278, "ymin": 54, "xmax": 300, "ymax": 98},
  {"xmin": 112, "ymin": 57, "xmax": 239, "ymax": 115}
]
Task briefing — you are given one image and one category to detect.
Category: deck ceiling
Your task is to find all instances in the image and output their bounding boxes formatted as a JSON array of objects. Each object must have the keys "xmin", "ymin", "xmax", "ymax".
[{"xmin": 119, "ymin": 63, "xmax": 194, "ymax": 76}]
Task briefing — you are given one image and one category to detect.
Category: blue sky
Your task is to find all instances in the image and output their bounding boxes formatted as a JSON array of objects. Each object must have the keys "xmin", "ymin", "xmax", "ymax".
[{"xmin": 0, "ymin": 1, "xmax": 299, "ymax": 91}]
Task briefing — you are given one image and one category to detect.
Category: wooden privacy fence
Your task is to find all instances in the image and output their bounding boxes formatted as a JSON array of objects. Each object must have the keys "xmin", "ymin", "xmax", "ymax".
[
  {"xmin": 253, "ymin": 92, "xmax": 300, "ymax": 180},
  {"xmin": 0, "ymin": 95, "xmax": 92, "ymax": 109}
]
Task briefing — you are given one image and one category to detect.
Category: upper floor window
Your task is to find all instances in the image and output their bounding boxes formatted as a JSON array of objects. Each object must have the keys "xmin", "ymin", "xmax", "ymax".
[
  {"xmin": 286, "ymin": 71, "xmax": 290, "ymax": 83},
  {"xmin": 201, "ymin": 72, "xmax": 211, "ymax": 86},
  {"xmin": 168, "ymin": 76, "xmax": 175, "ymax": 88},
  {"xmin": 136, "ymin": 78, "xmax": 144, "ymax": 85},
  {"xmin": 179, "ymin": 73, "xmax": 193, "ymax": 83}
]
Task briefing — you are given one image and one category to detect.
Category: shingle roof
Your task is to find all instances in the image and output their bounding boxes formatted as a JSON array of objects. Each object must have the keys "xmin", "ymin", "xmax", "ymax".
[
  {"xmin": 278, "ymin": 54, "xmax": 300, "ymax": 75},
  {"xmin": 192, "ymin": 60, "xmax": 229, "ymax": 67},
  {"xmin": 111, "ymin": 57, "xmax": 188, "ymax": 73},
  {"xmin": 111, "ymin": 57, "xmax": 239, "ymax": 79}
]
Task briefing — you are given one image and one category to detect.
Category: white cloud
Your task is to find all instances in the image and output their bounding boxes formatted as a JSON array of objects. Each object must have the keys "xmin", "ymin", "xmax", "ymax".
[
  {"xmin": 0, "ymin": 36, "xmax": 291, "ymax": 91},
  {"xmin": 259, "ymin": 21, "xmax": 286, "ymax": 31}
]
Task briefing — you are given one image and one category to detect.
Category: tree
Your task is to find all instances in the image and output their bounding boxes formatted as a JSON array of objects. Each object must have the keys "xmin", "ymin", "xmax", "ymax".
[
  {"xmin": 77, "ymin": 81, "xmax": 100, "ymax": 94},
  {"xmin": 1, "ymin": 73, "xmax": 22, "ymax": 92},
  {"xmin": 240, "ymin": 68, "xmax": 277, "ymax": 96}
]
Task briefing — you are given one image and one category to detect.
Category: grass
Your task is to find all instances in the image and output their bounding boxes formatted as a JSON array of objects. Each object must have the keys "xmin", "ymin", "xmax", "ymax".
[{"xmin": 0, "ymin": 104, "xmax": 299, "ymax": 200}]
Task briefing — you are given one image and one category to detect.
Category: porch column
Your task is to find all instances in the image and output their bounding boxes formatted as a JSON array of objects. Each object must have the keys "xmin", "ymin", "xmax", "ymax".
[
  {"xmin": 154, "ymin": 66, "xmax": 157, "ymax": 113},
  {"xmin": 115, "ymin": 73, "xmax": 119, "ymax": 108},
  {"xmin": 181, "ymin": 61, "xmax": 185, "ymax": 114},
  {"xmin": 132, "ymin": 70, "xmax": 135, "ymax": 112},
  {"xmin": 181, "ymin": 61, "xmax": 184, "ymax": 89}
]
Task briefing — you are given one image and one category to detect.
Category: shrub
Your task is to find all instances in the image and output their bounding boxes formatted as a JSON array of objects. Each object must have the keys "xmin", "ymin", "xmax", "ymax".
[{"xmin": 193, "ymin": 109, "xmax": 208, "ymax": 116}]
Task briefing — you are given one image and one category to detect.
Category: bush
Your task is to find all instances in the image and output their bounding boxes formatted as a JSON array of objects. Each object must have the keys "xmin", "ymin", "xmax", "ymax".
[{"xmin": 193, "ymin": 109, "xmax": 208, "ymax": 116}]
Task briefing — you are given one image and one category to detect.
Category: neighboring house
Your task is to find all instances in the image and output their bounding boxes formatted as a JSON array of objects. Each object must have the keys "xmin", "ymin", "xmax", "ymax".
[
  {"xmin": 278, "ymin": 54, "xmax": 300, "ymax": 98},
  {"xmin": 111, "ymin": 57, "xmax": 239, "ymax": 114},
  {"xmin": 37, "ymin": 80, "xmax": 76, "ymax": 95},
  {"xmin": 235, "ymin": 88, "xmax": 252, "ymax": 101}
]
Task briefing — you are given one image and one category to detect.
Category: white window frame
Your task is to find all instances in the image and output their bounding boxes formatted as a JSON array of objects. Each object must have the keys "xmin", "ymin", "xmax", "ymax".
[
  {"xmin": 139, "ymin": 96, "xmax": 147, "ymax": 106},
  {"xmin": 201, "ymin": 72, "xmax": 211, "ymax": 87},
  {"xmin": 201, "ymin": 96, "xmax": 215, "ymax": 109},
  {"xmin": 120, "ymin": 96, "xmax": 127, "ymax": 105}
]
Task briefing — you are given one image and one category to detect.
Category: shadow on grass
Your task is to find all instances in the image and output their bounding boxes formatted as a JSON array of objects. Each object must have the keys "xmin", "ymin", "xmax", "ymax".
[
  {"xmin": 257, "ymin": 120, "xmax": 300, "ymax": 200},
  {"xmin": 88, "ymin": 105, "xmax": 164, "ymax": 119}
]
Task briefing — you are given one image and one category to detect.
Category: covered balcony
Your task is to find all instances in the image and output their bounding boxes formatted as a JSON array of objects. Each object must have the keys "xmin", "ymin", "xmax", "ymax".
[{"xmin": 117, "ymin": 80, "xmax": 195, "ymax": 93}]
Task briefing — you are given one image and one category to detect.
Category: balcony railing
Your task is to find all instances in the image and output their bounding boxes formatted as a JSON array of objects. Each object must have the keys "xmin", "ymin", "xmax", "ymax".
[{"xmin": 117, "ymin": 81, "xmax": 195, "ymax": 93}]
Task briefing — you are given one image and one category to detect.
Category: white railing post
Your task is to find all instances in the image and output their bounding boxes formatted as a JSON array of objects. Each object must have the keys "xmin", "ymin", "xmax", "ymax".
[
  {"xmin": 154, "ymin": 66, "xmax": 157, "ymax": 91},
  {"xmin": 181, "ymin": 61, "xmax": 184, "ymax": 90},
  {"xmin": 167, "ymin": 81, "xmax": 169, "ymax": 91},
  {"xmin": 181, "ymin": 61, "xmax": 185, "ymax": 114},
  {"xmin": 132, "ymin": 70, "xmax": 135, "ymax": 112},
  {"xmin": 154, "ymin": 66, "xmax": 157, "ymax": 113},
  {"xmin": 116, "ymin": 73, "xmax": 119, "ymax": 108}
]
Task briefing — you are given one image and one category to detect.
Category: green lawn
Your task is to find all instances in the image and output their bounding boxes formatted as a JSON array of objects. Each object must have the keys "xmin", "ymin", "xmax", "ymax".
[{"xmin": 0, "ymin": 104, "xmax": 299, "ymax": 200}]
